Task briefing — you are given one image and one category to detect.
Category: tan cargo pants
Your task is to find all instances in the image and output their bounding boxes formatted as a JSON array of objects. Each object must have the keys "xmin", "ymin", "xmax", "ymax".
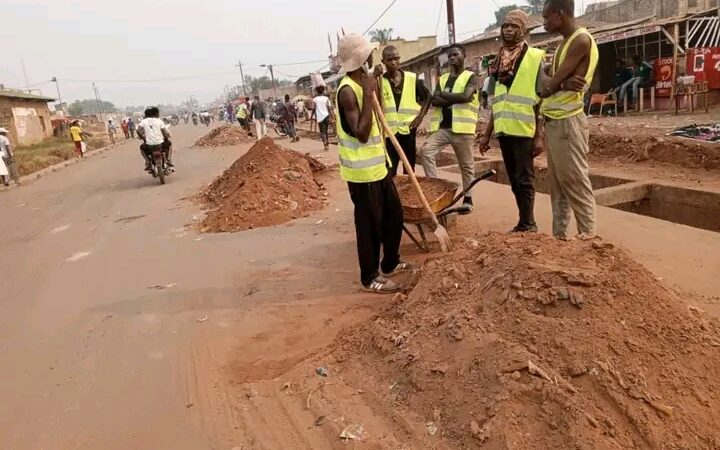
[
  {"xmin": 544, "ymin": 114, "xmax": 596, "ymax": 239},
  {"xmin": 419, "ymin": 128, "xmax": 475, "ymax": 193}
]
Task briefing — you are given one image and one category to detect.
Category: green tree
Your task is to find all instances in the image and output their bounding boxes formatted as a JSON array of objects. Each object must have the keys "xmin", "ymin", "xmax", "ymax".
[
  {"xmin": 369, "ymin": 28, "xmax": 394, "ymax": 44},
  {"xmin": 243, "ymin": 75, "xmax": 292, "ymax": 94},
  {"xmin": 525, "ymin": 0, "xmax": 544, "ymax": 14},
  {"xmin": 68, "ymin": 99, "xmax": 117, "ymax": 116}
]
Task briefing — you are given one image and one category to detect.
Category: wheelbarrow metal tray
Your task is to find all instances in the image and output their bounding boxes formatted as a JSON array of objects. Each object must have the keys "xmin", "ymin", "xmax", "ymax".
[{"xmin": 395, "ymin": 175, "xmax": 460, "ymax": 223}]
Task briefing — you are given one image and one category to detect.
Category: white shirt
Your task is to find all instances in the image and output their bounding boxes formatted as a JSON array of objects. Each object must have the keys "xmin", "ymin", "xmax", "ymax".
[
  {"xmin": 139, "ymin": 118, "xmax": 168, "ymax": 145},
  {"xmin": 313, "ymin": 95, "xmax": 332, "ymax": 123},
  {"xmin": 0, "ymin": 135, "xmax": 10, "ymax": 158}
]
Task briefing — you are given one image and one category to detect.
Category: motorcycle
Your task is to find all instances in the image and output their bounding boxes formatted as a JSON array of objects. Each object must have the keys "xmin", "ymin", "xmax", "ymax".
[
  {"xmin": 145, "ymin": 145, "xmax": 172, "ymax": 185},
  {"xmin": 192, "ymin": 116, "xmax": 198, "ymax": 126},
  {"xmin": 270, "ymin": 113, "xmax": 288, "ymax": 137}
]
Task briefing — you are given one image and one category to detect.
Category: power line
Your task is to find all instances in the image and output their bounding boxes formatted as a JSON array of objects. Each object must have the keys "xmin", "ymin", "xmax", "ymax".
[
  {"xmin": 435, "ymin": 0, "xmax": 444, "ymax": 37},
  {"xmin": 362, "ymin": 0, "xmax": 400, "ymax": 36}
]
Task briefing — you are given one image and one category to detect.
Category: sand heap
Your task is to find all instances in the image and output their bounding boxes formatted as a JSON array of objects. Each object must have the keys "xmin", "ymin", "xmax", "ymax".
[
  {"xmin": 194, "ymin": 124, "xmax": 253, "ymax": 147},
  {"xmin": 199, "ymin": 138, "xmax": 326, "ymax": 232},
  {"xmin": 330, "ymin": 232, "xmax": 720, "ymax": 449}
]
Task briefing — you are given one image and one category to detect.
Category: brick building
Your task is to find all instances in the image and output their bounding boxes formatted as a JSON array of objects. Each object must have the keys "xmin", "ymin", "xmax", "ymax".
[{"xmin": 0, "ymin": 89, "xmax": 55, "ymax": 146}]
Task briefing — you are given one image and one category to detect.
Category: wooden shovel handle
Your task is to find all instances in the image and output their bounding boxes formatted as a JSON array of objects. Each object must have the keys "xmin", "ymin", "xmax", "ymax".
[{"xmin": 371, "ymin": 92, "xmax": 440, "ymax": 228}]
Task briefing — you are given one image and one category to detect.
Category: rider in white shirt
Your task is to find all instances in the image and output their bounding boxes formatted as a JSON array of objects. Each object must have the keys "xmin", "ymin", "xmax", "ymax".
[{"xmin": 138, "ymin": 107, "xmax": 173, "ymax": 171}]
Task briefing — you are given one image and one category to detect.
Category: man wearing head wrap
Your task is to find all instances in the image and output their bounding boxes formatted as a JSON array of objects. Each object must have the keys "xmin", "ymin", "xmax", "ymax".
[{"xmin": 476, "ymin": 9, "xmax": 546, "ymax": 233}]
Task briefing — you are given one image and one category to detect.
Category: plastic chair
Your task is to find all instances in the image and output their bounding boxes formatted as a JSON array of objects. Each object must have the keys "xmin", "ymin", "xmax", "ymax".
[{"xmin": 587, "ymin": 92, "xmax": 617, "ymax": 116}]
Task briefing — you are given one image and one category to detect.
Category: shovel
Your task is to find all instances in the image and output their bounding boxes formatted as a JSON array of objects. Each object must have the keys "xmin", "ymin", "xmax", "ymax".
[{"xmin": 370, "ymin": 92, "xmax": 452, "ymax": 253}]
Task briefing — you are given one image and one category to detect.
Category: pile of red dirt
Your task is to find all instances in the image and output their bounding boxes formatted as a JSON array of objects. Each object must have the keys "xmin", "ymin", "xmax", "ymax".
[
  {"xmin": 329, "ymin": 232, "xmax": 720, "ymax": 449},
  {"xmin": 590, "ymin": 132, "xmax": 720, "ymax": 170},
  {"xmin": 194, "ymin": 124, "xmax": 253, "ymax": 147},
  {"xmin": 199, "ymin": 138, "xmax": 327, "ymax": 232}
]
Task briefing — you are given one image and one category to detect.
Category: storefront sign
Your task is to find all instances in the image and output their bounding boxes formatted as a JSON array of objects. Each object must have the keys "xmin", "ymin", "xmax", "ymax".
[
  {"xmin": 595, "ymin": 26, "xmax": 661, "ymax": 44},
  {"xmin": 654, "ymin": 57, "xmax": 674, "ymax": 97},
  {"xmin": 686, "ymin": 47, "xmax": 720, "ymax": 89}
]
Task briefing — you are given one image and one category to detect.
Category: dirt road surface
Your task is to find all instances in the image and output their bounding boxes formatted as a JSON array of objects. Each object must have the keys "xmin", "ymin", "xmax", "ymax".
[
  {"xmin": 0, "ymin": 125, "xmax": 380, "ymax": 449},
  {"xmin": 2, "ymin": 119, "xmax": 719, "ymax": 449}
]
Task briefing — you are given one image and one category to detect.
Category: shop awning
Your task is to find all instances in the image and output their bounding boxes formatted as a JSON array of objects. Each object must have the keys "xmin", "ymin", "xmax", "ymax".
[{"xmin": 595, "ymin": 25, "xmax": 662, "ymax": 44}]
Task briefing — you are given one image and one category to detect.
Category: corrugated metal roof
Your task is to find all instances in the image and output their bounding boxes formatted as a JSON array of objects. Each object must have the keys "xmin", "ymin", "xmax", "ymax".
[{"xmin": 0, "ymin": 89, "xmax": 55, "ymax": 102}]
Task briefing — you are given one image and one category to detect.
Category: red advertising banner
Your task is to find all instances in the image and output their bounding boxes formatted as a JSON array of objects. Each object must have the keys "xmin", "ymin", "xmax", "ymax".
[
  {"xmin": 686, "ymin": 47, "xmax": 720, "ymax": 89},
  {"xmin": 654, "ymin": 57, "xmax": 674, "ymax": 98}
]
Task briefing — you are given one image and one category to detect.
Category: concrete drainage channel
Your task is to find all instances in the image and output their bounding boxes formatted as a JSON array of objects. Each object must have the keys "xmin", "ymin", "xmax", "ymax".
[{"xmin": 444, "ymin": 159, "xmax": 720, "ymax": 233}]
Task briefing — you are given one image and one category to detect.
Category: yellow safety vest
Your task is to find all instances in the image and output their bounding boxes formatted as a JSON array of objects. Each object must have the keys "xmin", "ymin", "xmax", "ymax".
[
  {"xmin": 381, "ymin": 71, "xmax": 421, "ymax": 135},
  {"xmin": 492, "ymin": 47, "xmax": 545, "ymax": 138},
  {"xmin": 236, "ymin": 105, "xmax": 247, "ymax": 119},
  {"xmin": 541, "ymin": 28, "xmax": 599, "ymax": 120},
  {"xmin": 335, "ymin": 76, "xmax": 389, "ymax": 183},
  {"xmin": 430, "ymin": 70, "xmax": 480, "ymax": 134}
]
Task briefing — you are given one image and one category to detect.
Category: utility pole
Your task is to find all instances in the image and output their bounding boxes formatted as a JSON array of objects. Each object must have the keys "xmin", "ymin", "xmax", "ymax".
[
  {"xmin": 446, "ymin": 0, "xmax": 456, "ymax": 44},
  {"xmin": 51, "ymin": 77, "xmax": 63, "ymax": 104},
  {"xmin": 92, "ymin": 83, "xmax": 105, "ymax": 122},
  {"xmin": 261, "ymin": 64, "xmax": 277, "ymax": 99},
  {"xmin": 20, "ymin": 58, "xmax": 30, "ymax": 89},
  {"xmin": 235, "ymin": 60, "xmax": 247, "ymax": 96}
]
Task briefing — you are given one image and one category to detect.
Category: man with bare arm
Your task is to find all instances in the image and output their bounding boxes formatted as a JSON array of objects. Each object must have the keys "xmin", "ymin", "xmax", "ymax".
[{"xmin": 539, "ymin": 0, "xmax": 599, "ymax": 240}]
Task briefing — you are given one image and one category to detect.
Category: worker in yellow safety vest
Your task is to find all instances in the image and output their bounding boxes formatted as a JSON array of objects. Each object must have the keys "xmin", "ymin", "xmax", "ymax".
[
  {"xmin": 419, "ymin": 42, "xmax": 480, "ymax": 212},
  {"xmin": 476, "ymin": 9, "xmax": 545, "ymax": 233},
  {"xmin": 374, "ymin": 45, "xmax": 431, "ymax": 176},
  {"xmin": 539, "ymin": 0, "xmax": 599, "ymax": 240},
  {"xmin": 335, "ymin": 33, "xmax": 414, "ymax": 294}
]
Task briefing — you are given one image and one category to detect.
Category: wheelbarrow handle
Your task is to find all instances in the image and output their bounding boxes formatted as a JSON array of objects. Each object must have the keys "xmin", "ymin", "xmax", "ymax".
[{"xmin": 438, "ymin": 169, "xmax": 496, "ymax": 215}]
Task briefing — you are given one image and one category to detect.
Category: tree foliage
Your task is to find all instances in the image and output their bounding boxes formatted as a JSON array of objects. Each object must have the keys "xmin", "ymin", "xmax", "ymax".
[
  {"xmin": 243, "ymin": 75, "xmax": 293, "ymax": 94},
  {"xmin": 526, "ymin": 0, "xmax": 544, "ymax": 14},
  {"xmin": 369, "ymin": 28, "xmax": 394, "ymax": 44},
  {"xmin": 68, "ymin": 99, "xmax": 117, "ymax": 116}
]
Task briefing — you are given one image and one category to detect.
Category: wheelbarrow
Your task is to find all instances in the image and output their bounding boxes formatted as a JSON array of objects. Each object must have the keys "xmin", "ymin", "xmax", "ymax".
[{"xmin": 397, "ymin": 169, "xmax": 496, "ymax": 252}]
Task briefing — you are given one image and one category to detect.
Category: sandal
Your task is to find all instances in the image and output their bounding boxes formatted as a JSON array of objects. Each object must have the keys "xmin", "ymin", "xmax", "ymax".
[
  {"xmin": 382, "ymin": 261, "xmax": 416, "ymax": 277},
  {"xmin": 362, "ymin": 276, "xmax": 400, "ymax": 294}
]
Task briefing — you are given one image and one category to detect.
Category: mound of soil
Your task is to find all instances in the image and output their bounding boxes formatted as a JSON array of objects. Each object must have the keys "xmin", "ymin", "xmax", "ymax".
[
  {"xmin": 590, "ymin": 133, "xmax": 720, "ymax": 170},
  {"xmin": 199, "ymin": 138, "xmax": 327, "ymax": 232},
  {"xmin": 330, "ymin": 232, "xmax": 720, "ymax": 449},
  {"xmin": 194, "ymin": 124, "xmax": 253, "ymax": 147}
]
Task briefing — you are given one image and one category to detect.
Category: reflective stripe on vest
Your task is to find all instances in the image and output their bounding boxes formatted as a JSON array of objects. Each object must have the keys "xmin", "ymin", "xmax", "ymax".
[
  {"xmin": 381, "ymin": 71, "xmax": 421, "ymax": 135},
  {"xmin": 541, "ymin": 28, "xmax": 599, "ymax": 120},
  {"xmin": 430, "ymin": 70, "xmax": 480, "ymax": 134},
  {"xmin": 491, "ymin": 47, "xmax": 544, "ymax": 138},
  {"xmin": 335, "ymin": 76, "xmax": 389, "ymax": 183}
]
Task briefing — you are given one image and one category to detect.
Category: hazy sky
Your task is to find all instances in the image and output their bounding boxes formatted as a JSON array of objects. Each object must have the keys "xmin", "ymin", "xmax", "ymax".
[{"xmin": 1, "ymin": 0, "xmax": 597, "ymax": 107}]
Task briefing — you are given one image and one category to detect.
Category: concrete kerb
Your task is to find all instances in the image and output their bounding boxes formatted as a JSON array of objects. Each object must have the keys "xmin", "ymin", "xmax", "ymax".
[{"xmin": 0, "ymin": 141, "xmax": 122, "ymax": 192}]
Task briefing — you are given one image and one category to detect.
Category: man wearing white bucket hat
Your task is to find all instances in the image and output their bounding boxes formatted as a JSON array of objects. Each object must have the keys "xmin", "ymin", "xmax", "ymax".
[{"xmin": 336, "ymin": 33, "xmax": 413, "ymax": 294}]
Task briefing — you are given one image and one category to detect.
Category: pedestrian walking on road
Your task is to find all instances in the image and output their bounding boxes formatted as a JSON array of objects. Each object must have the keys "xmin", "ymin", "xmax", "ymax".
[
  {"xmin": 335, "ymin": 33, "xmax": 412, "ymax": 294},
  {"xmin": 250, "ymin": 96, "xmax": 267, "ymax": 139},
  {"xmin": 69, "ymin": 120, "xmax": 90, "ymax": 157},
  {"xmin": 419, "ymin": 42, "xmax": 480, "ymax": 212},
  {"xmin": 121, "ymin": 119, "xmax": 130, "ymax": 139},
  {"xmin": 375, "ymin": 45, "xmax": 430, "ymax": 176},
  {"xmin": 312, "ymin": 86, "xmax": 333, "ymax": 151},
  {"xmin": 282, "ymin": 94, "xmax": 299, "ymax": 142},
  {"xmin": 0, "ymin": 127, "xmax": 19, "ymax": 186},
  {"xmin": 476, "ymin": 9, "xmax": 545, "ymax": 233},
  {"xmin": 127, "ymin": 118, "xmax": 137, "ymax": 139},
  {"xmin": 539, "ymin": 0, "xmax": 599, "ymax": 240}
]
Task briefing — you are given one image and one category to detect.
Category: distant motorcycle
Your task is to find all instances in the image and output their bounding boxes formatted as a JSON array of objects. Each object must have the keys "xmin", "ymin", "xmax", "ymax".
[
  {"xmin": 269, "ymin": 113, "xmax": 288, "ymax": 137},
  {"xmin": 192, "ymin": 116, "xmax": 198, "ymax": 126}
]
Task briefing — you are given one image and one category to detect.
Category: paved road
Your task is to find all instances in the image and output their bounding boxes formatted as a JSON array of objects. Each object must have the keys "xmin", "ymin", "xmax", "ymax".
[{"xmin": 0, "ymin": 125, "xmax": 362, "ymax": 449}]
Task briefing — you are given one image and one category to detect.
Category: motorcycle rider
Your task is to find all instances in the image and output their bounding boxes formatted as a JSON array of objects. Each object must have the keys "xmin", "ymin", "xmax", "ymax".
[{"xmin": 137, "ymin": 107, "xmax": 173, "ymax": 172}]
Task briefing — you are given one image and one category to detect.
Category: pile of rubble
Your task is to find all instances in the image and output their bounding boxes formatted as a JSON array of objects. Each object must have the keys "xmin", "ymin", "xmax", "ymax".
[
  {"xmin": 194, "ymin": 124, "xmax": 253, "ymax": 147},
  {"xmin": 199, "ymin": 138, "xmax": 327, "ymax": 232},
  {"xmin": 329, "ymin": 232, "xmax": 720, "ymax": 448}
]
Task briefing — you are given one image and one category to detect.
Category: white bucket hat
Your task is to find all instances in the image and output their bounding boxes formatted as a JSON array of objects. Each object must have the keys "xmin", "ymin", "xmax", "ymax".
[
  {"xmin": 0, "ymin": 127, "xmax": 8, "ymax": 133},
  {"xmin": 338, "ymin": 33, "xmax": 373, "ymax": 73}
]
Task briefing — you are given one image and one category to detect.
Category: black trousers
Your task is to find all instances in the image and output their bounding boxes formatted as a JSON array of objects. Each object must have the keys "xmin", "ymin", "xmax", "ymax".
[
  {"xmin": 347, "ymin": 173, "xmax": 403, "ymax": 286},
  {"xmin": 385, "ymin": 130, "xmax": 417, "ymax": 176},
  {"xmin": 498, "ymin": 136, "xmax": 536, "ymax": 229}
]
